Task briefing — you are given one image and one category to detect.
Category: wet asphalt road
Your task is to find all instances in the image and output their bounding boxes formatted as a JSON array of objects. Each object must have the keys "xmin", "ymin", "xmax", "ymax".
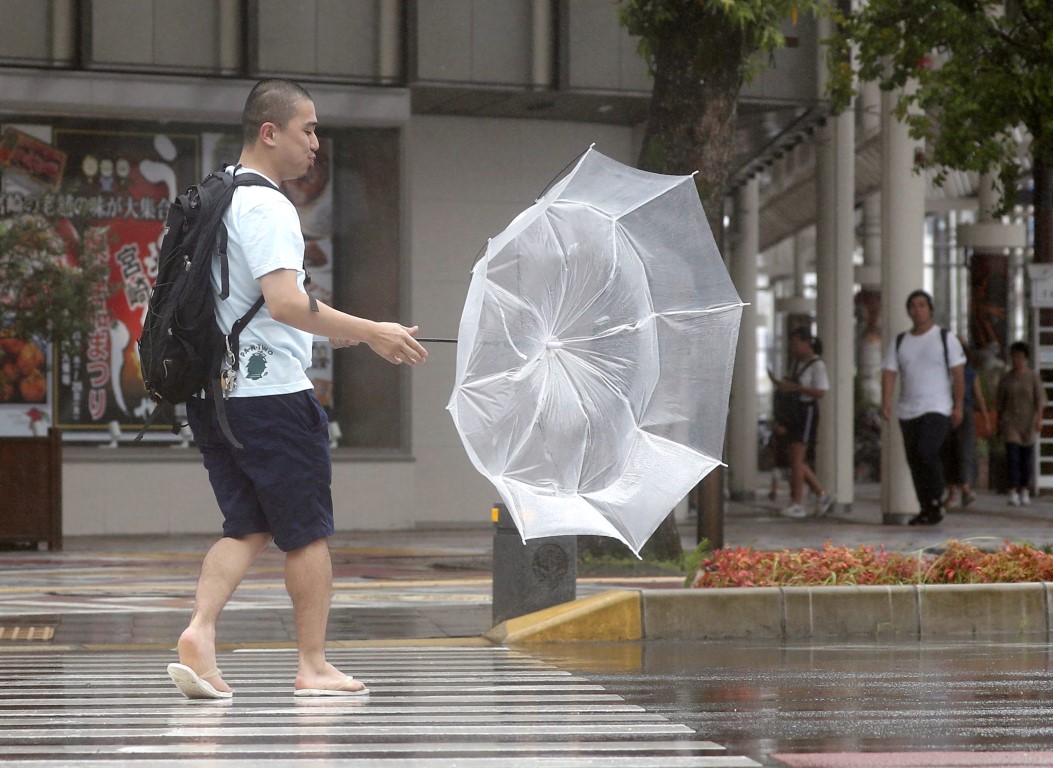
[{"xmin": 535, "ymin": 639, "xmax": 1053, "ymax": 766}]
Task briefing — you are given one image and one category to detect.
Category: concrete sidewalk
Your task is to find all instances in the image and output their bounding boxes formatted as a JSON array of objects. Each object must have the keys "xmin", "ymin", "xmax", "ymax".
[
  {"xmin": 721, "ymin": 481, "xmax": 1053, "ymax": 553},
  {"xmin": 1, "ymin": 480, "xmax": 1051, "ymax": 649}
]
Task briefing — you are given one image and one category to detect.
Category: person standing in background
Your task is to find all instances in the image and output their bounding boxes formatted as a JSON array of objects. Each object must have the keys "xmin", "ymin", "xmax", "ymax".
[
  {"xmin": 774, "ymin": 327, "xmax": 833, "ymax": 519},
  {"xmin": 882, "ymin": 290, "xmax": 966, "ymax": 525},
  {"xmin": 996, "ymin": 341, "xmax": 1045, "ymax": 506},
  {"xmin": 943, "ymin": 338, "xmax": 990, "ymax": 508}
]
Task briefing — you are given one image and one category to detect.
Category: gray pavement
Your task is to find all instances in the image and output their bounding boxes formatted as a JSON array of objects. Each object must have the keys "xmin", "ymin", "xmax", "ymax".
[
  {"xmin": 720, "ymin": 481, "xmax": 1053, "ymax": 553},
  {"xmin": 3, "ymin": 481, "xmax": 1053, "ymax": 766}
]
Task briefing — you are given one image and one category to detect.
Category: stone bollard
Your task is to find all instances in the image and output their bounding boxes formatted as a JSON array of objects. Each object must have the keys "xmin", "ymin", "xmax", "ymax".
[{"xmin": 491, "ymin": 502, "xmax": 576, "ymax": 626}]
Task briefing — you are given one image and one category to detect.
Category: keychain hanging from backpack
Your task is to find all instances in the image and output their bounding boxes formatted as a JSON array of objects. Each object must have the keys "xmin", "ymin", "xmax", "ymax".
[{"xmin": 220, "ymin": 336, "xmax": 238, "ymax": 394}]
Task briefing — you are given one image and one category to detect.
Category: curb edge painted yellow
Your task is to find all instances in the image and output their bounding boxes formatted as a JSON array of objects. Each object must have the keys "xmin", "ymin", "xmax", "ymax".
[{"xmin": 485, "ymin": 589, "xmax": 642, "ymax": 645}]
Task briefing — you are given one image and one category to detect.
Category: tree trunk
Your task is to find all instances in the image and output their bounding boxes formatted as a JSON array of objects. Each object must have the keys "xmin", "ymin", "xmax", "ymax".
[
  {"xmin": 636, "ymin": 18, "xmax": 745, "ymax": 235},
  {"xmin": 581, "ymin": 12, "xmax": 745, "ymax": 563}
]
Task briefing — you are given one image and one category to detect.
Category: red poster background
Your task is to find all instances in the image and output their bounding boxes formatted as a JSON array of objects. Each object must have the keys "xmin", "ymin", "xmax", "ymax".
[{"xmin": 52, "ymin": 130, "xmax": 199, "ymax": 428}]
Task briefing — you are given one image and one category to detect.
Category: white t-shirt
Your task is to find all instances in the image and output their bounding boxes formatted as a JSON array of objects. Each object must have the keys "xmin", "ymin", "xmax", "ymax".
[
  {"xmin": 882, "ymin": 325, "xmax": 966, "ymax": 419},
  {"xmin": 213, "ymin": 167, "xmax": 313, "ymax": 397},
  {"xmin": 792, "ymin": 357, "xmax": 829, "ymax": 403}
]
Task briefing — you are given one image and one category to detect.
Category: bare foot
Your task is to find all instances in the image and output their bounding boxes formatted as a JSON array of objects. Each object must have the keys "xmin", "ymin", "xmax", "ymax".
[
  {"xmin": 295, "ymin": 661, "xmax": 367, "ymax": 694},
  {"xmin": 176, "ymin": 626, "xmax": 231, "ymax": 693}
]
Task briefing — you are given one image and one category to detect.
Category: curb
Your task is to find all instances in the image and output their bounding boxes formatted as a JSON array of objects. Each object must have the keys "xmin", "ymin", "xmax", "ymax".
[
  {"xmin": 489, "ymin": 583, "xmax": 1053, "ymax": 644},
  {"xmin": 485, "ymin": 590, "xmax": 642, "ymax": 644}
]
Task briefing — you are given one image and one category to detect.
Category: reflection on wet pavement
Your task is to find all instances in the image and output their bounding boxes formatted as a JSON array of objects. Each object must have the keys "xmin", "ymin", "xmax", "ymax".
[{"xmin": 535, "ymin": 640, "xmax": 1053, "ymax": 767}]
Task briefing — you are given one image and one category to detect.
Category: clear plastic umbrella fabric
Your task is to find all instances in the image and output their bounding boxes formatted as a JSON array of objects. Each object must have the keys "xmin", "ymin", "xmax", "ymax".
[{"xmin": 447, "ymin": 148, "xmax": 744, "ymax": 555}]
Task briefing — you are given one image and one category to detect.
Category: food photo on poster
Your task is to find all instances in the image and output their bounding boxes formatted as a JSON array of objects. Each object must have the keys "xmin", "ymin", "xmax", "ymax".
[{"xmin": 1, "ymin": 124, "xmax": 338, "ymax": 441}]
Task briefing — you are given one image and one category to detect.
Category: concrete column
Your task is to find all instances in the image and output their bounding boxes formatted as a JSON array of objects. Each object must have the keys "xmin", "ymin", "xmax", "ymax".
[
  {"xmin": 815, "ymin": 108, "xmax": 857, "ymax": 511},
  {"xmin": 531, "ymin": 0, "xmax": 554, "ymax": 88},
  {"xmin": 728, "ymin": 177, "xmax": 759, "ymax": 499},
  {"xmin": 776, "ymin": 229, "xmax": 815, "ymax": 376},
  {"xmin": 932, "ymin": 213, "xmax": 953, "ymax": 329},
  {"xmin": 793, "ymin": 228, "xmax": 809, "ymax": 298},
  {"xmin": 378, "ymin": 0, "xmax": 403, "ymax": 83},
  {"xmin": 860, "ymin": 80, "xmax": 881, "ymax": 139},
  {"xmin": 857, "ymin": 193, "xmax": 883, "ymax": 408},
  {"xmin": 880, "ymin": 87, "xmax": 927, "ymax": 521},
  {"xmin": 50, "ymin": 0, "xmax": 77, "ymax": 65},
  {"xmin": 978, "ymin": 173, "xmax": 997, "ymax": 220},
  {"xmin": 217, "ymin": 0, "xmax": 242, "ymax": 75},
  {"xmin": 862, "ymin": 194, "xmax": 881, "ymax": 276}
]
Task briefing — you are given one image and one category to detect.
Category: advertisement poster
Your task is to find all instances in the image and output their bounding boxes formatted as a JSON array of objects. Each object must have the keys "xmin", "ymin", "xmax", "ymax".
[
  {"xmin": 50, "ymin": 129, "xmax": 199, "ymax": 430},
  {"xmin": 2, "ymin": 125, "xmax": 334, "ymax": 438}
]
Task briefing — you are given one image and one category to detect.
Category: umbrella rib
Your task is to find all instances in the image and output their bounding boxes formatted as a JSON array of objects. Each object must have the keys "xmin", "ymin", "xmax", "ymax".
[
  {"xmin": 571, "ymin": 302, "xmax": 744, "ymax": 344},
  {"xmin": 487, "ymin": 282, "xmax": 534, "ymax": 361},
  {"xmin": 610, "ymin": 176, "xmax": 692, "ymax": 220}
]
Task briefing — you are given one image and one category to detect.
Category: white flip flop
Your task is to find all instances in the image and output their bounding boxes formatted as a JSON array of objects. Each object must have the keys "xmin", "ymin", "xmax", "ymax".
[
  {"xmin": 167, "ymin": 663, "xmax": 233, "ymax": 699},
  {"xmin": 294, "ymin": 676, "xmax": 369, "ymax": 697}
]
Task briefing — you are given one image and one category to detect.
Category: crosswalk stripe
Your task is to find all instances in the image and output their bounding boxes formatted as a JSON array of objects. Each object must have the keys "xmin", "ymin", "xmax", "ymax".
[{"xmin": 0, "ymin": 647, "xmax": 761, "ymax": 767}]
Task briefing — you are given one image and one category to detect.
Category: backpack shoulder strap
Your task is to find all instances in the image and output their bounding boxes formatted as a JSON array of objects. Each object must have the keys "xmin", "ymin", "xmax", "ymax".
[
  {"xmin": 895, "ymin": 329, "xmax": 949, "ymax": 369},
  {"xmin": 228, "ymin": 166, "xmax": 279, "ymax": 192},
  {"xmin": 790, "ymin": 357, "xmax": 817, "ymax": 383}
]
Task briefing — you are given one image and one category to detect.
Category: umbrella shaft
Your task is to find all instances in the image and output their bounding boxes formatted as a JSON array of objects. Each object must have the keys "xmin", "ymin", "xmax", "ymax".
[{"xmin": 417, "ymin": 338, "xmax": 457, "ymax": 343}]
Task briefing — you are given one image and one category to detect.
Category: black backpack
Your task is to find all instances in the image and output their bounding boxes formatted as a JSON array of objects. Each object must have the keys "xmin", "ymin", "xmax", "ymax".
[{"xmin": 136, "ymin": 166, "xmax": 278, "ymax": 448}]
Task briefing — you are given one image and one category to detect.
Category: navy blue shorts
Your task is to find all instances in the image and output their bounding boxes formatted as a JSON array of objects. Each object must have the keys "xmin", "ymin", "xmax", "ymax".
[{"xmin": 186, "ymin": 390, "xmax": 334, "ymax": 552}]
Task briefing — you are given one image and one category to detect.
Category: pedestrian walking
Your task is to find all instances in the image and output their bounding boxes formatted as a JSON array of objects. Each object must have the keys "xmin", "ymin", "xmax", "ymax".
[
  {"xmin": 943, "ymin": 338, "xmax": 990, "ymax": 508},
  {"xmin": 168, "ymin": 79, "xmax": 428, "ymax": 700},
  {"xmin": 772, "ymin": 327, "xmax": 833, "ymax": 518},
  {"xmin": 996, "ymin": 341, "xmax": 1045, "ymax": 506},
  {"xmin": 881, "ymin": 290, "xmax": 965, "ymax": 525}
]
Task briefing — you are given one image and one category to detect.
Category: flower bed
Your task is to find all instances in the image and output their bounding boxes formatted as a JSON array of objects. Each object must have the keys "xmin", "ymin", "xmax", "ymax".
[{"xmin": 690, "ymin": 540, "xmax": 1053, "ymax": 588}]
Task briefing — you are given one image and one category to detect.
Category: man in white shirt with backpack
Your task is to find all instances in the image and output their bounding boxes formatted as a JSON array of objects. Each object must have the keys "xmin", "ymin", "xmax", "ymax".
[
  {"xmin": 881, "ymin": 289, "xmax": 965, "ymax": 526},
  {"xmin": 167, "ymin": 79, "xmax": 428, "ymax": 700}
]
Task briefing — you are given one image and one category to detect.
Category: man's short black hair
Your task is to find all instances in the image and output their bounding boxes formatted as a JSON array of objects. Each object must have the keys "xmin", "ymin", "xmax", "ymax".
[
  {"xmin": 242, "ymin": 79, "xmax": 313, "ymax": 144},
  {"xmin": 905, "ymin": 289, "xmax": 934, "ymax": 312}
]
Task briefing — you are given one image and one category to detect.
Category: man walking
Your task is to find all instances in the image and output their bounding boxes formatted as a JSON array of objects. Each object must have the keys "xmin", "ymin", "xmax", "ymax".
[
  {"xmin": 881, "ymin": 290, "xmax": 965, "ymax": 525},
  {"xmin": 167, "ymin": 79, "xmax": 428, "ymax": 699}
]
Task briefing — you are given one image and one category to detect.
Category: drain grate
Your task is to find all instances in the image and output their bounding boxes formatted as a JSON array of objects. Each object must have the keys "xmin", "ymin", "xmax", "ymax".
[{"xmin": 0, "ymin": 626, "xmax": 55, "ymax": 641}]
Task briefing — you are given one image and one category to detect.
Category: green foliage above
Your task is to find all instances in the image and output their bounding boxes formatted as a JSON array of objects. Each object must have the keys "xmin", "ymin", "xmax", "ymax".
[
  {"xmin": 621, "ymin": 0, "xmax": 828, "ymax": 82},
  {"xmin": 828, "ymin": 0, "xmax": 1053, "ymax": 203},
  {"xmin": 0, "ymin": 214, "xmax": 110, "ymax": 359}
]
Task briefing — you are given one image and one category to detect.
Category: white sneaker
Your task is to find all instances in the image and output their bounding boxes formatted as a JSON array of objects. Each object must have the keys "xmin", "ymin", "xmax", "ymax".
[
  {"xmin": 780, "ymin": 503, "xmax": 808, "ymax": 519},
  {"xmin": 816, "ymin": 492, "xmax": 834, "ymax": 517},
  {"xmin": 1008, "ymin": 491, "xmax": 1020, "ymax": 506},
  {"xmin": 1021, "ymin": 489, "xmax": 1030, "ymax": 506}
]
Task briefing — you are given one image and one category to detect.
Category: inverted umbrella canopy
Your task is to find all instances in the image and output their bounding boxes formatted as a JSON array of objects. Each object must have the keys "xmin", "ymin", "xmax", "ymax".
[{"xmin": 447, "ymin": 148, "xmax": 744, "ymax": 555}]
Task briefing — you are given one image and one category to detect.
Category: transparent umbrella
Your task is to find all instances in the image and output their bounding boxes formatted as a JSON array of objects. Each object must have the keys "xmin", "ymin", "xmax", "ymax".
[{"xmin": 447, "ymin": 147, "xmax": 744, "ymax": 555}]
